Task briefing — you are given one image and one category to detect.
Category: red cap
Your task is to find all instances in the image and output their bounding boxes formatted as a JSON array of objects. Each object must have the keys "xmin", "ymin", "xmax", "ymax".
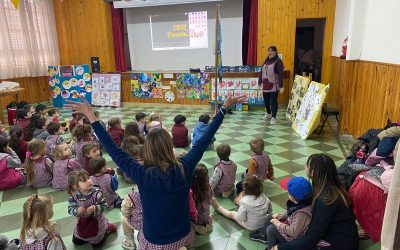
[{"xmin": 280, "ymin": 177, "xmax": 291, "ymax": 190}]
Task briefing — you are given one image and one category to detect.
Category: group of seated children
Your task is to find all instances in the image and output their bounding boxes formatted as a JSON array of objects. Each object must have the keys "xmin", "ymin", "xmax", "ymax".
[{"xmin": 1, "ymin": 101, "xmax": 317, "ymax": 250}]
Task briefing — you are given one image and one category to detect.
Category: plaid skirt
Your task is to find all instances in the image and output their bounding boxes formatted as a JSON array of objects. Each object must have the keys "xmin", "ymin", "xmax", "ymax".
[{"xmin": 138, "ymin": 227, "xmax": 195, "ymax": 250}]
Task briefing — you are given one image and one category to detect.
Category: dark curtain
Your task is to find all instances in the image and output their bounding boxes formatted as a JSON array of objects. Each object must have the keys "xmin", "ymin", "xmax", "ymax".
[
  {"xmin": 110, "ymin": 4, "xmax": 127, "ymax": 72},
  {"xmin": 242, "ymin": 0, "xmax": 251, "ymax": 65},
  {"xmin": 246, "ymin": 0, "xmax": 258, "ymax": 65}
]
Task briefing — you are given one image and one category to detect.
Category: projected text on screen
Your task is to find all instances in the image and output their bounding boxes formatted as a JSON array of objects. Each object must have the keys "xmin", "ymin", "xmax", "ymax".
[{"xmin": 150, "ymin": 11, "xmax": 208, "ymax": 50}]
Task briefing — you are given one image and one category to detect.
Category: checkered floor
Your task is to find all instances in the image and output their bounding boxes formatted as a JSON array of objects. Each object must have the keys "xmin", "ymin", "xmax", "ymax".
[{"xmin": 0, "ymin": 102, "xmax": 380, "ymax": 250}]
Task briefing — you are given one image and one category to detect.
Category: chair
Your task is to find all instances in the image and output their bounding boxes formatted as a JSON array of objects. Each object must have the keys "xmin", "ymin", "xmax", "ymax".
[{"xmin": 319, "ymin": 106, "xmax": 339, "ymax": 134}]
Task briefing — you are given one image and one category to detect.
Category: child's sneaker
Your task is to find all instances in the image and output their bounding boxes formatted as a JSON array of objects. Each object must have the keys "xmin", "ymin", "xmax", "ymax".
[
  {"xmin": 249, "ymin": 231, "xmax": 268, "ymax": 244},
  {"xmin": 121, "ymin": 239, "xmax": 137, "ymax": 250}
]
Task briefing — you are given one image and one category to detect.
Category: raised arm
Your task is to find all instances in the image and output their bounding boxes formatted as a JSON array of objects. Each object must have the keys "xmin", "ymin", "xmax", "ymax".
[
  {"xmin": 65, "ymin": 97, "xmax": 145, "ymax": 184},
  {"xmin": 180, "ymin": 96, "xmax": 247, "ymax": 175}
]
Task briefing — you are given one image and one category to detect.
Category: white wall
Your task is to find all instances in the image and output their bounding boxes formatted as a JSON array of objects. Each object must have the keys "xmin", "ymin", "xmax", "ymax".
[
  {"xmin": 360, "ymin": 0, "xmax": 400, "ymax": 64},
  {"xmin": 332, "ymin": 0, "xmax": 400, "ymax": 63},
  {"xmin": 125, "ymin": 0, "xmax": 243, "ymax": 71},
  {"xmin": 346, "ymin": 0, "xmax": 369, "ymax": 60},
  {"xmin": 332, "ymin": 0, "xmax": 351, "ymax": 57}
]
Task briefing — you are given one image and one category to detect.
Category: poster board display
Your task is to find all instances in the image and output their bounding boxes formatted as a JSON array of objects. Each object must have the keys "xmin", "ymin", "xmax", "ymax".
[
  {"xmin": 48, "ymin": 65, "xmax": 91, "ymax": 107},
  {"xmin": 131, "ymin": 73, "xmax": 210, "ymax": 102},
  {"xmin": 212, "ymin": 77, "xmax": 262, "ymax": 103},
  {"xmin": 292, "ymin": 81, "xmax": 330, "ymax": 139},
  {"xmin": 92, "ymin": 74, "xmax": 121, "ymax": 107},
  {"xmin": 286, "ymin": 75, "xmax": 311, "ymax": 122}
]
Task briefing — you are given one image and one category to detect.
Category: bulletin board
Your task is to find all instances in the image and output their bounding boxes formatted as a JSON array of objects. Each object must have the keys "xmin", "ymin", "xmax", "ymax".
[
  {"xmin": 292, "ymin": 81, "xmax": 330, "ymax": 139},
  {"xmin": 48, "ymin": 65, "xmax": 91, "ymax": 107},
  {"xmin": 130, "ymin": 73, "xmax": 210, "ymax": 103},
  {"xmin": 91, "ymin": 73, "xmax": 121, "ymax": 107},
  {"xmin": 212, "ymin": 77, "xmax": 263, "ymax": 104},
  {"xmin": 286, "ymin": 75, "xmax": 311, "ymax": 122}
]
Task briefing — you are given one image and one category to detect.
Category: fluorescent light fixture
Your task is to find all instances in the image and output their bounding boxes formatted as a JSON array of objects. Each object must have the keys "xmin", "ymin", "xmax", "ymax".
[{"xmin": 114, "ymin": 0, "xmax": 224, "ymax": 8}]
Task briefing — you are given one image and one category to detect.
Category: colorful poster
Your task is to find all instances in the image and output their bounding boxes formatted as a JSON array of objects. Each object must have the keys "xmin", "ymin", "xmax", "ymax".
[
  {"xmin": 286, "ymin": 75, "xmax": 311, "ymax": 122},
  {"xmin": 175, "ymin": 73, "xmax": 210, "ymax": 99},
  {"xmin": 130, "ymin": 73, "xmax": 164, "ymax": 99},
  {"xmin": 48, "ymin": 64, "xmax": 91, "ymax": 107},
  {"xmin": 292, "ymin": 81, "xmax": 330, "ymax": 139},
  {"xmin": 92, "ymin": 73, "xmax": 121, "ymax": 107},
  {"xmin": 215, "ymin": 77, "xmax": 263, "ymax": 104}
]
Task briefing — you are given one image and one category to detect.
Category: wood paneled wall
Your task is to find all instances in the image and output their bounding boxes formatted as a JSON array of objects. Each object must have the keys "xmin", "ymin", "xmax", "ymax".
[
  {"xmin": 0, "ymin": 77, "xmax": 51, "ymax": 109},
  {"xmin": 53, "ymin": 0, "xmax": 116, "ymax": 72},
  {"xmin": 329, "ymin": 57, "xmax": 400, "ymax": 137},
  {"xmin": 257, "ymin": 0, "xmax": 336, "ymax": 85}
]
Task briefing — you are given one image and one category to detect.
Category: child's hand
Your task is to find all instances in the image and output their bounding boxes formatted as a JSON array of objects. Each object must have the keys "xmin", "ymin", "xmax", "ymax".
[
  {"xmin": 86, "ymin": 205, "xmax": 95, "ymax": 215},
  {"xmin": 270, "ymin": 218, "xmax": 281, "ymax": 226},
  {"xmin": 77, "ymin": 207, "xmax": 86, "ymax": 216}
]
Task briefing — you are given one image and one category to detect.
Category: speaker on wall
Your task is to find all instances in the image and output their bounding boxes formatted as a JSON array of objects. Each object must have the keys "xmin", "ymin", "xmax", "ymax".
[{"xmin": 91, "ymin": 57, "xmax": 100, "ymax": 73}]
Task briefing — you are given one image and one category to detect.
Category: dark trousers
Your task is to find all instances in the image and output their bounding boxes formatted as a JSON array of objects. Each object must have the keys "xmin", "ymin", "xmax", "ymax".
[
  {"xmin": 263, "ymin": 91, "xmax": 279, "ymax": 118},
  {"xmin": 254, "ymin": 214, "xmax": 287, "ymax": 250},
  {"xmin": 235, "ymin": 173, "xmax": 245, "ymax": 194}
]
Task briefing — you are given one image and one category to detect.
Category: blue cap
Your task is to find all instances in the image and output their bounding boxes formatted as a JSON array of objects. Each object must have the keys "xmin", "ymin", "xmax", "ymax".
[{"xmin": 280, "ymin": 176, "xmax": 312, "ymax": 201}]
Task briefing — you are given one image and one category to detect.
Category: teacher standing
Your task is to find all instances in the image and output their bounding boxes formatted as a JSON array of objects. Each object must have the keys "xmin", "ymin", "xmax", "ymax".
[{"xmin": 258, "ymin": 46, "xmax": 284, "ymax": 125}]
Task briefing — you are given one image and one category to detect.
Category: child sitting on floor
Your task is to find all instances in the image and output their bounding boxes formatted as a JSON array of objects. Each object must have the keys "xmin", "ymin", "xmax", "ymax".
[
  {"xmin": 24, "ymin": 139, "xmax": 53, "ymax": 188},
  {"xmin": 94, "ymin": 111, "xmax": 106, "ymax": 130},
  {"xmin": 35, "ymin": 104, "xmax": 47, "ymax": 118},
  {"xmin": 8, "ymin": 126, "xmax": 28, "ymax": 163},
  {"xmin": 6, "ymin": 101, "xmax": 18, "ymax": 126},
  {"xmin": 121, "ymin": 184, "xmax": 143, "ymax": 249},
  {"xmin": 0, "ymin": 137, "xmax": 25, "ymax": 191},
  {"xmin": 89, "ymin": 156, "xmax": 122, "ymax": 209},
  {"xmin": 212, "ymin": 175, "xmax": 272, "ymax": 231},
  {"xmin": 236, "ymin": 138, "xmax": 274, "ymax": 202},
  {"xmin": 120, "ymin": 136, "xmax": 142, "ymax": 183},
  {"xmin": 172, "ymin": 115, "xmax": 190, "ymax": 148},
  {"xmin": 32, "ymin": 117, "xmax": 49, "ymax": 140},
  {"xmin": 20, "ymin": 195, "xmax": 66, "ymax": 249},
  {"xmin": 210, "ymin": 144, "xmax": 237, "ymax": 198},
  {"xmin": 147, "ymin": 113, "xmax": 164, "ymax": 132},
  {"xmin": 135, "ymin": 112, "xmax": 147, "ymax": 136},
  {"xmin": 193, "ymin": 114, "xmax": 215, "ymax": 149},
  {"xmin": 107, "ymin": 117, "xmax": 124, "ymax": 146},
  {"xmin": 192, "ymin": 164, "xmax": 213, "ymax": 235},
  {"xmin": 74, "ymin": 124, "xmax": 97, "ymax": 166},
  {"xmin": 67, "ymin": 170, "xmax": 117, "ymax": 247},
  {"xmin": 52, "ymin": 143, "xmax": 81, "ymax": 190},
  {"xmin": 124, "ymin": 122, "xmax": 145, "ymax": 144},
  {"xmin": 0, "ymin": 121, "xmax": 8, "ymax": 139},
  {"xmin": 15, "ymin": 109, "xmax": 32, "ymax": 141},
  {"xmin": 249, "ymin": 177, "xmax": 313, "ymax": 250}
]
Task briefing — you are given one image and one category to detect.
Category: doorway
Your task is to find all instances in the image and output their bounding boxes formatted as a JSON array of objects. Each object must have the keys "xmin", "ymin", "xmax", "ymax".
[{"xmin": 294, "ymin": 18, "xmax": 325, "ymax": 82}]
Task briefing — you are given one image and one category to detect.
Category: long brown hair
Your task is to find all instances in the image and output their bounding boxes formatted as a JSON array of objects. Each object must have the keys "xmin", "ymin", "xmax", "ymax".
[
  {"xmin": 142, "ymin": 128, "xmax": 183, "ymax": 173},
  {"xmin": 192, "ymin": 164, "xmax": 211, "ymax": 204},
  {"xmin": 20, "ymin": 195, "xmax": 57, "ymax": 242},
  {"xmin": 24, "ymin": 139, "xmax": 46, "ymax": 185},
  {"xmin": 307, "ymin": 154, "xmax": 351, "ymax": 207},
  {"xmin": 124, "ymin": 122, "xmax": 145, "ymax": 144}
]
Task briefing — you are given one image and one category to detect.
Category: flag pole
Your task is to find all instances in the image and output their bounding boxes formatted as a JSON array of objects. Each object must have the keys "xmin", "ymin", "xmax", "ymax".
[{"xmin": 214, "ymin": 4, "xmax": 220, "ymax": 114}]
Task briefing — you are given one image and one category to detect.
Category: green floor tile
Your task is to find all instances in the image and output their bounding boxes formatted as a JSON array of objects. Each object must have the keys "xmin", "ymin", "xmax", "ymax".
[{"xmin": 0, "ymin": 102, "xmax": 368, "ymax": 249}]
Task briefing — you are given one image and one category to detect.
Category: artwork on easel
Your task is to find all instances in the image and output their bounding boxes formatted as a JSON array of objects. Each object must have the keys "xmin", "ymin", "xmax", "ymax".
[
  {"xmin": 292, "ymin": 81, "xmax": 330, "ymax": 139},
  {"xmin": 286, "ymin": 75, "xmax": 311, "ymax": 122}
]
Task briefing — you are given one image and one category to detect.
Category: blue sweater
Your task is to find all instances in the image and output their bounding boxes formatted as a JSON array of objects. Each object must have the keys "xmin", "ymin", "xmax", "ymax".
[
  {"xmin": 92, "ymin": 109, "xmax": 226, "ymax": 244},
  {"xmin": 192, "ymin": 122, "xmax": 209, "ymax": 146}
]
